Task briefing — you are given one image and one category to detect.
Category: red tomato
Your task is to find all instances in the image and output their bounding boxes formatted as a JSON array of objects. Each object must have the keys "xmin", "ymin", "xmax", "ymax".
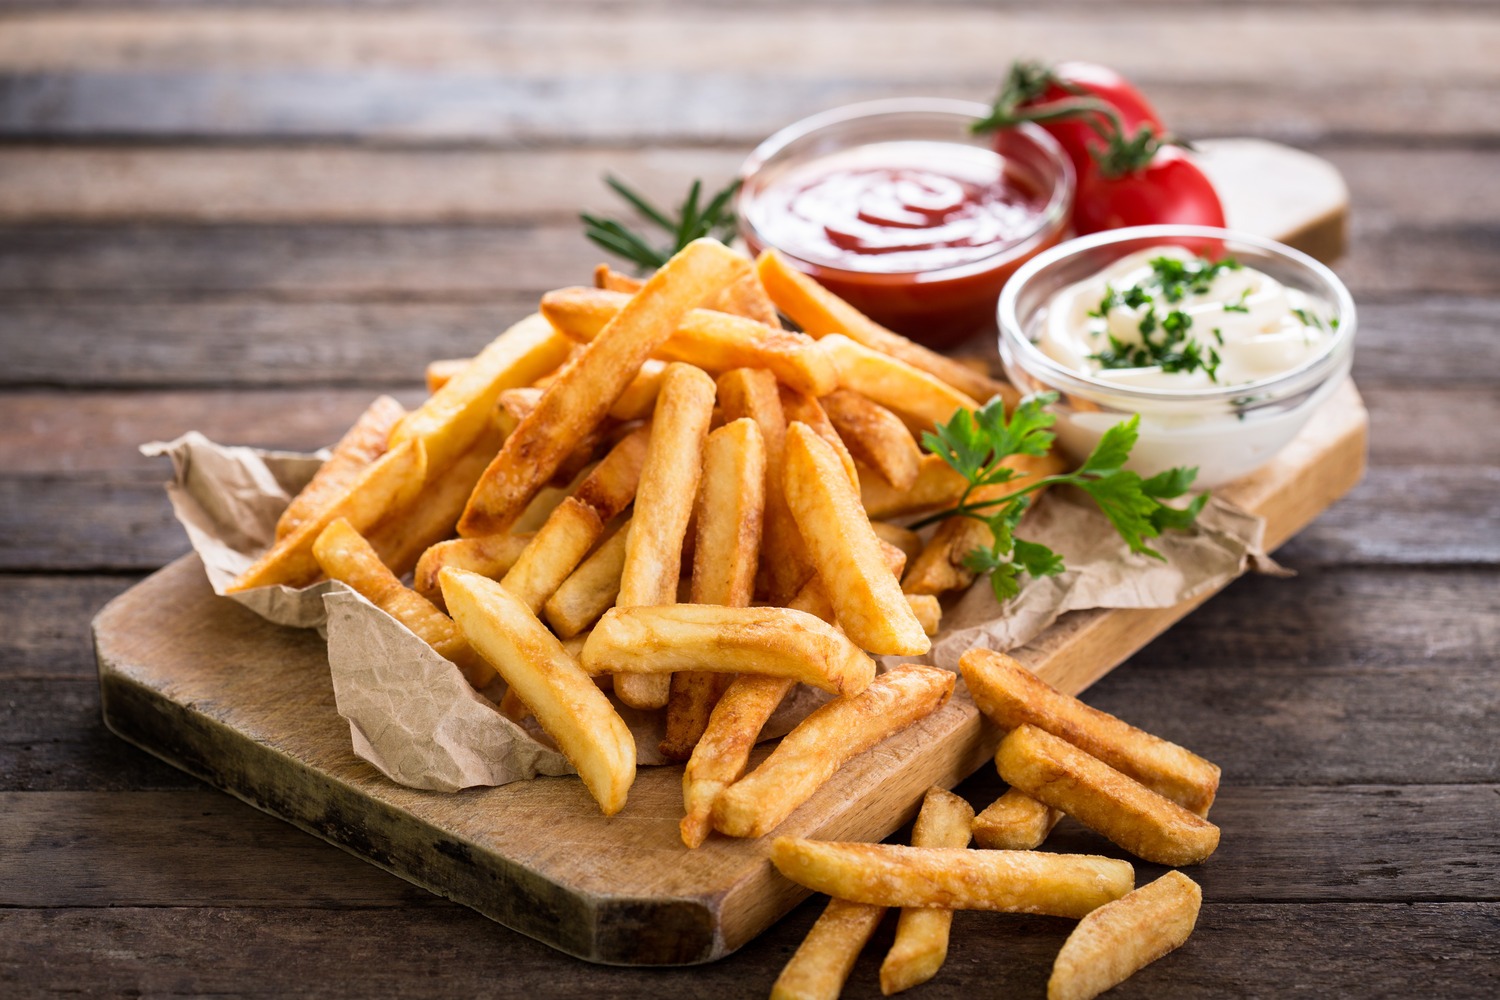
[
  {"xmin": 1072, "ymin": 145, "xmax": 1226, "ymax": 235},
  {"xmin": 1022, "ymin": 62, "xmax": 1166, "ymax": 182}
]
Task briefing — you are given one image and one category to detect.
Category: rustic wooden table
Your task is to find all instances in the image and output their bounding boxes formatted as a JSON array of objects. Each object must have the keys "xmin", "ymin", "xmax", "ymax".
[{"xmin": 2, "ymin": 2, "xmax": 1496, "ymax": 997}]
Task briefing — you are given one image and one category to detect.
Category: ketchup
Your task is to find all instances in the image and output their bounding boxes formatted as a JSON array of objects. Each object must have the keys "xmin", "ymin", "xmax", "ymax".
[{"xmin": 741, "ymin": 140, "xmax": 1067, "ymax": 347}]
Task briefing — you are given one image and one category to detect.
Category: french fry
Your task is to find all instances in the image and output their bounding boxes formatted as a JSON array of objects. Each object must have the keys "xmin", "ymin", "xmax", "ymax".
[
  {"xmin": 996, "ymin": 724, "xmax": 1221, "ymax": 866},
  {"xmin": 820, "ymin": 333, "xmax": 979, "ymax": 434},
  {"xmin": 770, "ymin": 838, "xmax": 1134, "ymax": 917},
  {"xmin": 440, "ymin": 568, "xmax": 635, "ymax": 816},
  {"xmin": 543, "ymin": 518, "xmax": 630, "ymax": 638},
  {"xmin": 495, "ymin": 386, "xmax": 611, "ymax": 486},
  {"xmin": 880, "ymin": 787, "xmax": 975, "ymax": 996},
  {"xmin": 870, "ymin": 521, "xmax": 923, "ymax": 568},
  {"xmin": 972, "ymin": 788, "xmax": 1062, "ymax": 851},
  {"xmin": 821, "ymin": 389, "xmax": 922, "ymax": 491},
  {"xmin": 905, "ymin": 593, "xmax": 942, "ymax": 637},
  {"xmin": 459, "ymin": 239, "xmax": 748, "ymax": 537},
  {"xmin": 312, "ymin": 518, "xmax": 494, "ymax": 688},
  {"xmin": 424, "ymin": 358, "xmax": 470, "ymax": 394},
  {"xmin": 228, "ymin": 439, "xmax": 427, "ymax": 593},
  {"xmin": 614, "ymin": 362, "xmax": 718, "ymax": 709},
  {"xmin": 661, "ymin": 418, "xmax": 767, "ymax": 762},
  {"xmin": 594, "ymin": 262, "xmax": 644, "ymax": 294},
  {"xmin": 712, "ymin": 664, "xmax": 954, "ymax": 838},
  {"xmin": 778, "ymin": 386, "xmax": 860, "ymax": 491},
  {"xmin": 414, "ymin": 532, "xmax": 532, "ymax": 610},
  {"xmin": 583, "ymin": 605, "xmax": 874, "ymax": 697},
  {"xmin": 540, "ymin": 287, "xmax": 836, "ymax": 395},
  {"xmin": 610, "ymin": 358, "xmax": 668, "ymax": 421},
  {"xmin": 783, "ymin": 422, "xmax": 929, "ymax": 656},
  {"xmin": 493, "ymin": 387, "xmax": 542, "ymax": 437},
  {"xmin": 756, "ymin": 248, "xmax": 1016, "ymax": 407},
  {"xmin": 276, "ymin": 395, "xmax": 406, "ymax": 541},
  {"xmin": 860, "ymin": 455, "xmax": 967, "ymax": 520},
  {"xmin": 771, "ymin": 897, "xmax": 885, "ymax": 1000},
  {"xmin": 1048, "ymin": 871, "xmax": 1202, "ymax": 1000},
  {"xmin": 709, "ymin": 268, "xmax": 782, "ymax": 328},
  {"xmin": 901, "ymin": 452, "xmax": 1067, "ymax": 596},
  {"xmin": 390, "ymin": 313, "xmax": 572, "ymax": 475},
  {"xmin": 716, "ymin": 367, "xmax": 811, "ymax": 605},
  {"xmin": 960, "ymin": 648, "xmax": 1221, "ymax": 816}
]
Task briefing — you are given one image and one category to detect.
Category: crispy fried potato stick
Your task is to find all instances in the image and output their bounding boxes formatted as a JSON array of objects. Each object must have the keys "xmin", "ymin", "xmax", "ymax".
[
  {"xmin": 459, "ymin": 239, "xmax": 748, "ymax": 537},
  {"xmin": 424, "ymin": 358, "xmax": 470, "ymax": 394},
  {"xmin": 820, "ymin": 334, "xmax": 980, "ymax": 434},
  {"xmin": 661, "ymin": 419, "xmax": 766, "ymax": 762},
  {"xmin": 904, "ymin": 594, "xmax": 942, "ymax": 638},
  {"xmin": 540, "ymin": 287, "xmax": 836, "ymax": 396},
  {"xmin": 594, "ymin": 263, "xmax": 644, "ymax": 294},
  {"xmin": 783, "ymin": 422, "xmax": 929, "ymax": 656},
  {"xmin": 880, "ymin": 788, "xmax": 975, "ymax": 995},
  {"xmin": 869, "ymin": 521, "xmax": 923, "ymax": 568},
  {"xmin": 1049, "ymin": 871, "xmax": 1202, "ymax": 1000},
  {"xmin": 440, "ymin": 568, "xmax": 635, "ymax": 816},
  {"xmin": 277, "ymin": 395, "xmax": 406, "ymax": 540},
  {"xmin": 707, "ymin": 269, "xmax": 781, "ymax": 327},
  {"xmin": 716, "ymin": 367, "xmax": 811, "ymax": 605},
  {"xmin": 543, "ymin": 518, "xmax": 630, "ymax": 638},
  {"xmin": 584, "ymin": 605, "xmax": 874, "ymax": 697},
  {"xmin": 756, "ymin": 248, "xmax": 1015, "ymax": 406},
  {"xmin": 771, "ymin": 897, "xmax": 885, "ymax": 1000},
  {"xmin": 712, "ymin": 664, "xmax": 954, "ymax": 838},
  {"xmin": 859, "ymin": 455, "xmax": 967, "ymax": 520},
  {"xmin": 313, "ymin": 518, "xmax": 494, "ymax": 688},
  {"xmin": 902, "ymin": 452, "xmax": 1067, "ymax": 596},
  {"xmin": 972, "ymin": 787, "xmax": 1063, "ymax": 851},
  {"xmin": 610, "ymin": 358, "xmax": 668, "ymax": 421},
  {"xmin": 770, "ymin": 838, "xmax": 1133, "ymax": 917},
  {"xmin": 997, "ymin": 724, "xmax": 1221, "ymax": 866},
  {"xmin": 414, "ymin": 533, "xmax": 532, "ymax": 611},
  {"xmin": 614, "ymin": 362, "xmax": 718, "ymax": 709},
  {"xmin": 779, "ymin": 386, "xmax": 860, "ymax": 492},
  {"xmin": 821, "ymin": 389, "xmax": 922, "ymax": 491},
  {"xmin": 961, "ymin": 648, "xmax": 1221, "ymax": 816},
  {"xmin": 390, "ymin": 313, "xmax": 572, "ymax": 474},
  {"xmin": 229, "ymin": 439, "xmax": 427, "ymax": 593}
]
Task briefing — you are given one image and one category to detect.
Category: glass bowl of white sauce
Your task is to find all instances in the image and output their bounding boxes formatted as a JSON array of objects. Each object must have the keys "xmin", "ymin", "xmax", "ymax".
[{"xmin": 997, "ymin": 225, "xmax": 1356, "ymax": 488}]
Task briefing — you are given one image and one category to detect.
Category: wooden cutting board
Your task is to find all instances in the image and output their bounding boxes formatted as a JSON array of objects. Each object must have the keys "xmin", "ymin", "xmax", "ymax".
[{"xmin": 94, "ymin": 139, "xmax": 1363, "ymax": 966}]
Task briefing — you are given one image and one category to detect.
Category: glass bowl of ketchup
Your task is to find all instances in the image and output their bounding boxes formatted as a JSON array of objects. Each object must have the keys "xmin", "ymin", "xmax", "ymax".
[{"xmin": 737, "ymin": 98, "xmax": 1073, "ymax": 348}]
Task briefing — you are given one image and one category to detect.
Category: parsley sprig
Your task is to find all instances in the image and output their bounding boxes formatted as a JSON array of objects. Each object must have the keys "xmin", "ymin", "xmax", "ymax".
[
  {"xmin": 581, "ymin": 175, "xmax": 742, "ymax": 271},
  {"xmin": 915, "ymin": 392, "xmax": 1207, "ymax": 604}
]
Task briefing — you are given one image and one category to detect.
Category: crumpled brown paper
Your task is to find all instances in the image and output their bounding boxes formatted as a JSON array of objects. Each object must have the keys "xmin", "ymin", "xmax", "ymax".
[{"xmin": 146, "ymin": 430, "xmax": 1273, "ymax": 792}]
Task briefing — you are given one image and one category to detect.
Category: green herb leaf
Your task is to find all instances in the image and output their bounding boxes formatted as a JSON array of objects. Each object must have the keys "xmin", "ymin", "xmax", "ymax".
[
  {"xmin": 582, "ymin": 175, "xmax": 742, "ymax": 272},
  {"xmin": 1078, "ymin": 413, "xmax": 1139, "ymax": 477},
  {"xmin": 1012, "ymin": 539, "xmax": 1065, "ymax": 578}
]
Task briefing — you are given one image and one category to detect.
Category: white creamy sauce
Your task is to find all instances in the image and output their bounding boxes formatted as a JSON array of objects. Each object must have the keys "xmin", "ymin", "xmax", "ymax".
[{"xmin": 1038, "ymin": 247, "xmax": 1332, "ymax": 389}]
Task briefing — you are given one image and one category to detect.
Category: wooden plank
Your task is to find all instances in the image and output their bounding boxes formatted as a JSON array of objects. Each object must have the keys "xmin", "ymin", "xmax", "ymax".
[{"xmin": 0, "ymin": 576, "xmax": 138, "ymax": 678}]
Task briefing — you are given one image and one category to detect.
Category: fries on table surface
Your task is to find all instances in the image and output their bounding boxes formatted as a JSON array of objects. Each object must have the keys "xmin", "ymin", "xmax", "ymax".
[
  {"xmin": 276, "ymin": 395, "xmax": 406, "ymax": 541},
  {"xmin": 1049, "ymin": 871, "xmax": 1202, "ymax": 1000},
  {"xmin": 972, "ymin": 787, "xmax": 1063, "ymax": 851},
  {"xmin": 415, "ymin": 532, "xmax": 532, "ymax": 611},
  {"xmin": 543, "ymin": 518, "xmax": 630, "ymax": 638},
  {"xmin": 860, "ymin": 454, "xmax": 967, "ymax": 521},
  {"xmin": 819, "ymin": 333, "xmax": 981, "ymax": 435},
  {"xmin": 821, "ymin": 388, "xmax": 922, "ymax": 492},
  {"xmin": 770, "ymin": 897, "xmax": 885, "ymax": 1000},
  {"xmin": 879, "ymin": 787, "xmax": 975, "ymax": 996}
]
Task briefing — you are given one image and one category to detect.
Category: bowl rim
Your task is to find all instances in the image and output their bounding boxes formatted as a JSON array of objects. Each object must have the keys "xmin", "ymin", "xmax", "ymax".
[{"xmin": 997, "ymin": 224, "xmax": 1358, "ymax": 404}]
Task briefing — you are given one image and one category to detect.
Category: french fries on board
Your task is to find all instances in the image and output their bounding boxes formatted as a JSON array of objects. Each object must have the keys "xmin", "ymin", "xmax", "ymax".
[
  {"xmin": 961, "ymin": 648, "xmax": 1221, "ymax": 815},
  {"xmin": 879, "ymin": 787, "xmax": 975, "ymax": 996},
  {"xmin": 819, "ymin": 333, "xmax": 981, "ymax": 434},
  {"xmin": 276, "ymin": 395, "xmax": 405, "ymax": 541},
  {"xmin": 770, "ymin": 838, "xmax": 1134, "ymax": 918},
  {"xmin": 972, "ymin": 787, "xmax": 1063, "ymax": 851},
  {"xmin": 821, "ymin": 388, "xmax": 922, "ymax": 491},
  {"xmin": 543, "ymin": 519, "xmax": 630, "ymax": 638},
  {"xmin": 860, "ymin": 454, "xmax": 967, "ymax": 521},
  {"xmin": 439, "ymin": 568, "xmax": 635, "ymax": 816},
  {"xmin": 997, "ymin": 724, "xmax": 1221, "ymax": 866},
  {"xmin": 415, "ymin": 532, "xmax": 532, "ymax": 611},
  {"xmin": 1049, "ymin": 871, "xmax": 1202, "ymax": 1000},
  {"xmin": 770, "ymin": 897, "xmax": 885, "ymax": 1000}
]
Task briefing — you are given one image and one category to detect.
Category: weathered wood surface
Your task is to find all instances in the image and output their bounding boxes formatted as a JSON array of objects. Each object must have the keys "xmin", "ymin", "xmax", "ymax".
[{"xmin": 2, "ymin": 0, "xmax": 1497, "ymax": 994}]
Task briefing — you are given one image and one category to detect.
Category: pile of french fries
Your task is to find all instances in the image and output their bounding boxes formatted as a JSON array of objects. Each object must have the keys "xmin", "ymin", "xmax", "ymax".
[
  {"xmin": 225, "ymin": 237, "xmax": 1020, "ymax": 838},
  {"xmin": 768, "ymin": 649, "xmax": 1219, "ymax": 999}
]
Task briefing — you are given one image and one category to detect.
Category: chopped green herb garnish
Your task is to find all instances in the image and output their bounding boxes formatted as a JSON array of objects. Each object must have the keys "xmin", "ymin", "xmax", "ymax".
[
  {"xmin": 1222, "ymin": 288, "xmax": 1252, "ymax": 314},
  {"xmin": 1088, "ymin": 253, "xmax": 1241, "ymax": 382}
]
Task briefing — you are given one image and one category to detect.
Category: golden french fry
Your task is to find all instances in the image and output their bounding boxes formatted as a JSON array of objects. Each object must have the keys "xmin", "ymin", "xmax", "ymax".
[
  {"xmin": 819, "ymin": 333, "xmax": 979, "ymax": 434},
  {"xmin": 497, "ymin": 685, "xmax": 530, "ymax": 723},
  {"xmin": 860, "ymin": 455, "xmax": 967, "ymax": 520},
  {"xmin": 707, "ymin": 268, "xmax": 781, "ymax": 327},
  {"xmin": 391, "ymin": 313, "xmax": 572, "ymax": 475},
  {"xmin": 413, "ymin": 532, "xmax": 532, "ymax": 610},
  {"xmin": 610, "ymin": 358, "xmax": 668, "ymax": 421},
  {"xmin": 229, "ymin": 439, "xmax": 427, "ymax": 593},
  {"xmin": 614, "ymin": 362, "xmax": 718, "ymax": 709},
  {"xmin": 459, "ymin": 239, "xmax": 748, "ymax": 537},
  {"xmin": 543, "ymin": 517, "xmax": 630, "ymax": 638},
  {"xmin": 771, "ymin": 897, "xmax": 885, "ymax": 1000},
  {"xmin": 716, "ymin": 367, "xmax": 811, "ymax": 605},
  {"xmin": 904, "ymin": 594, "xmax": 942, "ymax": 638},
  {"xmin": 870, "ymin": 521, "xmax": 923, "ymax": 567},
  {"xmin": 783, "ymin": 422, "xmax": 929, "ymax": 656},
  {"xmin": 510, "ymin": 480, "xmax": 575, "ymax": 535},
  {"xmin": 584, "ymin": 605, "xmax": 874, "ymax": 697},
  {"xmin": 440, "ymin": 568, "xmax": 635, "ymax": 816},
  {"xmin": 756, "ymin": 248, "xmax": 1016, "ymax": 407},
  {"xmin": 960, "ymin": 648, "xmax": 1221, "ymax": 816},
  {"xmin": 972, "ymin": 787, "xmax": 1062, "ymax": 851},
  {"xmin": 276, "ymin": 395, "xmax": 406, "ymax": 541},
  {"xmin": 495, "ymin": 386, "xmax": 612, "ymax": 486},
  {"xmin": 313, "ymin": 518, "xmax": 494, "ymax": 688},
  {"xmin": 779, "ymin": 386, "xmax": 860, "ymax": 492},
  {"xmin": 821, "ymin": 389, "xmax": 922, "ymax": 491},
  {"xmin": 493, "ymin": 386, "xmax": 542, "ymax": 436},
  {"xmin": 540, "ymin": 286, "xmax": 836, "ymax": 396},
  {"xmin": 661, "ymin": 418, "xmax": 767, "ymax": 762},
  {"xmin": 424, "ymin": 357, "xmax": 470, "ymax": 394},
  {"xmin": 712, "ymin": 664, "xmax": 954, "ymax": 838},
  {"xmin": 880, "ymin": 787, "xmax": 975, "ymax": 996},
  {"xmin": 997, "ymin": 724, "xmax": 1221, "ymax": 866},
  {"xmin": 594, "ymin": 262, "xmax": 644, "ymax": 294},
  {"xmin": 1049, "ymin": 871, "xmax": 1202, "ymax": 1000},
  {"xmin": 901, "ymin": 452, "xmax": 1066, "ymax": 596},
  {"xmin": 770, "ymin": 838, "xmax": 1133, "ymax": 917}
]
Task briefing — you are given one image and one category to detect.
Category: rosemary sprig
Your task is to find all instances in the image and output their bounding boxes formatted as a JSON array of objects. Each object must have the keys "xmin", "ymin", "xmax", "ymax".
[{"xmin": 581, "ymin": 175, "xmax": 742, "ymax": 272}]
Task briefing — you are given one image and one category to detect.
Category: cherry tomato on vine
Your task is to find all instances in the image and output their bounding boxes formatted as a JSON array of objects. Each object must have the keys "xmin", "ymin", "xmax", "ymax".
[
  {"xmin": 1072, "ymin": 144, "xmax": 1226, "ymax": 235},
  {"xmin": 1020, "ymin": 61, "xmax": 1167, "ymax": 182}
]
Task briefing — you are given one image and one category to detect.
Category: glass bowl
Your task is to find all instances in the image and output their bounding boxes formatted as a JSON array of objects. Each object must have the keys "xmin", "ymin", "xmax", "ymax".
[
  {"xmin": 998, "ymin": 225, "xmax": 1357, "ymax": 488},
  {"xmin": 737, "ymin": 98, "xmax": 1074, "ymax": 348}
]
